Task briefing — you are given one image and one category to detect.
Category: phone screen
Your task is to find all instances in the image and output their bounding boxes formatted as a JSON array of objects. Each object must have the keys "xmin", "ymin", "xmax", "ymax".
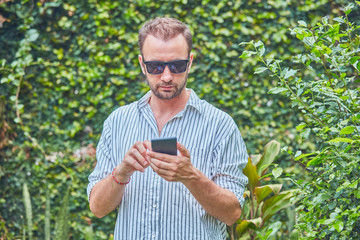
[{"xmin": 151, "ymin": 137, "xmax": 177, "ymax": 155}]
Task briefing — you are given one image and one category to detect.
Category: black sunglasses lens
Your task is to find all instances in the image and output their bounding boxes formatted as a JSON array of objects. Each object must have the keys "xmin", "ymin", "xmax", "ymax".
[
  {"xmin": 146, "ymin": 62, "xmax": 165, "ymax": 75},
  {"xmin": 168, "ymin": 61, "xmax": 187, "ymax": 73}
]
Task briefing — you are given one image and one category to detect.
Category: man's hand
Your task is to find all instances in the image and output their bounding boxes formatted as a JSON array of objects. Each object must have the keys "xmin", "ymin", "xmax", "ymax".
[
  {"xmin": 146, "ymin": 142, "xmax": 199, "ymax": 183},
  {"xmin": 114, "ymin": 141, "xmax": 152, "ymax": 181}
]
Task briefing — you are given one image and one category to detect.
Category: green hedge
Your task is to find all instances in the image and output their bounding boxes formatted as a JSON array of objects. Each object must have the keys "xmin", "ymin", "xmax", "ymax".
[{"xmin": 1, "ymin": 0, "xmax": 358, "ymax": 238}]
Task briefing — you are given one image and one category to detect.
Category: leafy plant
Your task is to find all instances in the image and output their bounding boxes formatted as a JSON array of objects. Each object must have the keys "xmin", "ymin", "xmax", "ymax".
[
  {"xmin": 22, "ymin": 183, "xmax": 33, "ymax": 240},
  {"xmin": 54, "ymin": 186, "xmax": 70, "ymax": 240},
  {"xmin": 240, "ymin": 2, "xmax": 360, "ymax": 239},
  {"xmin": 229, "ymin": 140, "xmax": 297, "ymax": 240}
]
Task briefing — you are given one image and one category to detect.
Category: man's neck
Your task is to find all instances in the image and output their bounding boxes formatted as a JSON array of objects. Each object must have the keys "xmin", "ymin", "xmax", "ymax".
[
  {"xmin": 148, "ymin": 89, "xmax": 190, "ymax": 135},
  {"xmin": 149, "ymin": 89, "xmax": 190, "ymax": 116}
]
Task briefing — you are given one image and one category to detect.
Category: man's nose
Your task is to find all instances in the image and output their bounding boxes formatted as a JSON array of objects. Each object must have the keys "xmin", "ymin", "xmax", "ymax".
[{"xmin": 161, "ymin": 65, "xmax": 173, "ymax": 82}]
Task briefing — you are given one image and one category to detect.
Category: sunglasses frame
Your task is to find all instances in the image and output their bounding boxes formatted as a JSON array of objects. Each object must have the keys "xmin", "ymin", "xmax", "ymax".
[{"xmin": 142, "ymin": 59, "xmax": 189, "ymax": 75}]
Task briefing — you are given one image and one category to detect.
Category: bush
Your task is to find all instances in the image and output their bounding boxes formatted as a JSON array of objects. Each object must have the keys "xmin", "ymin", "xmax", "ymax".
[{"xmin": 241, "ymin": 3, "xmax": 360, "ymax": 239}]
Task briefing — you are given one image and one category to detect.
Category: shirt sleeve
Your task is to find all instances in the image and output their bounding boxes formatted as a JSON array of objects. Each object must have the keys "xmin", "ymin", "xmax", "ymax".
[
  {"xmin": 87, "ymin": 118, "xmax": 116, "ymax": 202},
  {"xmin": 211, "ymin": 125, "xmax": 249, "ymax": 208}
]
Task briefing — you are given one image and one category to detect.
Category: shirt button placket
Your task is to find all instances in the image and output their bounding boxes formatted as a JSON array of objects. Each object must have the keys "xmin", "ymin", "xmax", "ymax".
[{"xmin": 150, "ymin": 170, "xmax": 160, "ymax": 239}]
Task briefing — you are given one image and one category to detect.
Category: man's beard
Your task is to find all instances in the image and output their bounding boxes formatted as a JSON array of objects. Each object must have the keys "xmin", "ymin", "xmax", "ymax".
[{"xmin": 147, "ymin": 72, "xmax": 188, "ymax": 100}]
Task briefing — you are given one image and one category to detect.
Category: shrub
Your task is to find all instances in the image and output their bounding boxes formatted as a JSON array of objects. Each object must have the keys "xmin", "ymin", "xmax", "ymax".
[{"xmin": 240, "ymin": 3, "xmax": 360, "ymax": 239}]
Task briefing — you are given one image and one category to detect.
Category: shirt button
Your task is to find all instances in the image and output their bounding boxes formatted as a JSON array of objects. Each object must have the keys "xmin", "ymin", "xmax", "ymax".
[
  {"xmin": 155, "ymin": 175, "xmax": 159, "ymax": 179},
  {"xmin": 152, "ymin": 233, "xmax": 156, "ymax": 238},
  {"xmin": 153, "ymin": 204, "xmax": 157, "ymax": 208}
]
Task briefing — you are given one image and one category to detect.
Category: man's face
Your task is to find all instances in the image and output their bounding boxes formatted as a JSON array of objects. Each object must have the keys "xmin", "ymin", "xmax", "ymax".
[{"xmin": 139, "ymin": 34, "xmax": 193, "ymax": 100}]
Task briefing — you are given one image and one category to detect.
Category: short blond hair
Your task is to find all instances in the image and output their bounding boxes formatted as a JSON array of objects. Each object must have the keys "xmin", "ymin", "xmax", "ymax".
[{"xmin": 138, "ymin": 17, "xmax": 192, "ymax": 56}]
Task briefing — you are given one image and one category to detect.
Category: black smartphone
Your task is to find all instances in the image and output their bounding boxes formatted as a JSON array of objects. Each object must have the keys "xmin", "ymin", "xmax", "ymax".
[{"xmin": 151, "ymin": 137, "xmax": 177, "ymax": 156}]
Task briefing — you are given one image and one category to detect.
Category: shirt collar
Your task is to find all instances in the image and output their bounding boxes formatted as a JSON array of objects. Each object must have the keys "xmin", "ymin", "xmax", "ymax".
[{"xmin": 137, "ymin": 88, "xmax": 203, "ymax": 114}]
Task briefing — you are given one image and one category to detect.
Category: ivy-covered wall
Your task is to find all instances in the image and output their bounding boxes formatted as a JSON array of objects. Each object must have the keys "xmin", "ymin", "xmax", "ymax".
[{"xmin": 0, "ymin": 0, "xmax": 358, "ymax": 239}]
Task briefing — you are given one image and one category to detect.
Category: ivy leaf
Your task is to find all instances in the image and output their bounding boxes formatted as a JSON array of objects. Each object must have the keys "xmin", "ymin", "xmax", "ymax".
[
  {"xmin": 333, "ymin": 220, "xmax": 344, "ymax": 232},
  {"xmin": 26, "ymin": 29, "xmax": 39, "ymax": 42},
  {"xmin": 300, "ymin": 128, "xmax": 311, "ymax": 139}
]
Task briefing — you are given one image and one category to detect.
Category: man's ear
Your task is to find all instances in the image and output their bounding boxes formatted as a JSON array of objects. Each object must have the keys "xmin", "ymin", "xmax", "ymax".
[
  {"xmin": 138, "ymin": 55, "xmax": 146, "ymax": 75},
  {"xmin": 187, "ymin": 52, "xmax": 194, "ymax": 73}
]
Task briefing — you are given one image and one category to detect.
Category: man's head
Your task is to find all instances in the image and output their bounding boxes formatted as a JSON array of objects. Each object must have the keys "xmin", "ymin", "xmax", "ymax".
[
  {"xmin": 138, "ymin": 17, "xmax": 194, "ymax": 100},
  {"xmin": 138, "ymin": 17, "xmax": 192, "ymax": 56}
]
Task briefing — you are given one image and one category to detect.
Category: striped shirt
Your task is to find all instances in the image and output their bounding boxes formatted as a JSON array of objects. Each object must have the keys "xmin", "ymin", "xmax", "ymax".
[{"xmin": 87, "ymin": 89, "xmax": 248, "ymax": 240}]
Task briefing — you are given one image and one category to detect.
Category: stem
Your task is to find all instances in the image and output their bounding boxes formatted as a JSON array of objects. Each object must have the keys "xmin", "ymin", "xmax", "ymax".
[
  {"xmin": 14, "ymin": 68, "xmax": 46, "ymax": 156},
  {"xmin": 255, "ymin": 48, "xmax": 327, "ymax": 128},
  {"xmin": 15, "ymin": 72, "xmax": 24, "ymax": 126}
]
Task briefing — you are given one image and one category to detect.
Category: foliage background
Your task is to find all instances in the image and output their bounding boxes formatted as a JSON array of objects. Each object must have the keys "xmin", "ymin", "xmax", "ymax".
[{"xmin": 0, "ymin": 0, "xmax": 359, "ymax": 239}]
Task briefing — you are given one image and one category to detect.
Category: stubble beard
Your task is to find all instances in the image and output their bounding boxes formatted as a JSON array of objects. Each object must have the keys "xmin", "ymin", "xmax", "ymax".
[{"xmin": 147, "ymin": 72, "xmax": 188, "ymax": 100}]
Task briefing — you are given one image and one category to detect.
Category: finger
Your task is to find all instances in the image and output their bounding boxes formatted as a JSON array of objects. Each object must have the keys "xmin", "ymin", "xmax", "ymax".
[
  {"xmin": 148, "ymin": 159, "xmax": 175, "ymax": 180},
  {"xmin": 129, "ymin": 147, "xmax": 149, "ymax": 167},
  {"xmin": 177, "ymin": 142, "xmax": 190, "ymax": 157},
  {"xmin": 124, "ymin": 156, "xmax": 146, "ymax": 172},
  {"xmin": 149, "ymin": 157, "xmax": 173, "ymax": 171},
  {"xmin": 147, "ymin": 151, "xmax": 175, "ymax": 163},
  {"xmin": 134, "ymin": 141, "xmax": 148, "ymax": 158},
  {"xmin": 143, "ymin": 140, "xmax": 152, "ymax": 151}
]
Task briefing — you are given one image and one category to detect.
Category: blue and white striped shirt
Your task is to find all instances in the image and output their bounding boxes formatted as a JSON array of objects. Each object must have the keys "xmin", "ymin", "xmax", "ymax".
[{"xmin": 87, "ymin": 89, "xmax": 248, "ymax": 240}]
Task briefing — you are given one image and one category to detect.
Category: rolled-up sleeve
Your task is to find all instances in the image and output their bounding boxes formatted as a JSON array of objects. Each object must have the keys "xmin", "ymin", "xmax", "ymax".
[
  {"xmin": 87, "ymin": 119, "xmax": 115, "ymax": 202},
  {"xmin": 212, "ymin": 126, "xmax": 248, "ymax": 207}
]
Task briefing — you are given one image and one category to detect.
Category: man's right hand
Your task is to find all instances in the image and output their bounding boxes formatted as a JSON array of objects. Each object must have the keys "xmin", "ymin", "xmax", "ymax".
[{"xmin": 113, "ymin": 140, "xmax": 151, "ymax": 181}]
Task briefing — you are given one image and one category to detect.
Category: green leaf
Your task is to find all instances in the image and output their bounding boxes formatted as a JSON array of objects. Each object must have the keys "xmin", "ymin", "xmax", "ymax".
[
  {"xmin": 243, "ymin": 157, "xmax": 260, "ymax": 192},
  {"xmin": 327, "ymin": 138, "xmax": 353, "ymax": 143},
  {"xmin": 350, "ymin": 56, "xmax": 360, "ymax": 65},
  {"xmin": 272, "ymin": 167, "xmax": 283, "ymax": 179},
  {"xmin": 254, "ymin": 41, "xmax": 265, "ymax": 56},
  {"xmin": 300, "ymin": 128, "xmax": 311, "ymax": 139},
  {"xmin": 255, "ymin": 184, "xmax": 282, "ymax": 203},
  {"xmin": 298, "ymin": 20, "xmax": 307, "ymax": 27},
  {"xmin": 295, "ymin": 152, "xmax": 317, "ymax": 161},
  {"xmin": 239, "ymin": 50, "xmax": 257, "ymax": 58},
  {"xmin": 257, "ymin": 140, "xmax": 280, "ymax": 176},
  {"xmin": 268, "ymin": 87, "xmax": 288, "ymax": 94},
  {"xmin": 262, "ymin": 190, "xmax": 296, "ymax": 222},
  {"xmin": 296, "ymin": 122, "xmax": 307, "ymax": 131},
  {"xmin": 254, "ymin": 67, "xmax": 268, "ymax": 74},
  {"xmin": 26, "ymin": 29, "xmax": 39, "ymax": 42},
  {"xmin": 340, "ymin": 126, "xmax": 355, "ymax": 135},
  {"xmin": 333, "ymin": 220, "xmax": 344, "ymax": 232},
  {"xmin": 306, "ymin": 155, "xmax": 322, "ymax": 166},
  {"xmin": 344, "ymin": 3, "xmax": 354, "ymax": 15},
  {"xmin": 236, "ymin": 218, "xmax": 262, "ymax": 236},
  {"xmin": 333, "ymin": 17, "xmax": 345, "ymax": 23},
  {"xmin": 283, "ymin": 68, "xmax": 297, "ymax": 79}
]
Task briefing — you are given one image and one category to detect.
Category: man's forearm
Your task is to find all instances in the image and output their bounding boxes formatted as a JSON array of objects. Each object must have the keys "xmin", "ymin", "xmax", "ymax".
[
  {"xmin": 183, "ymin": 169, "xmax": 242, "ymax": 226},
  {"xmin": 89, "ymin": 175, "xmax": 127, "ymax": 218}
]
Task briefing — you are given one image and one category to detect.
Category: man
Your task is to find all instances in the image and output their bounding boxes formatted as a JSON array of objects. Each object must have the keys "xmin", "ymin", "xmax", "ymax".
[{"xmin": 87, "ymin": 17, "xmax": 248, "ymax": 240}]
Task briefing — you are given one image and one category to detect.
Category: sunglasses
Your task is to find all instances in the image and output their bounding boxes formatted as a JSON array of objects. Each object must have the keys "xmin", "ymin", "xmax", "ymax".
[{"xmin": 143, "ymin": 59, "xmax": 189, "ymax": 75}]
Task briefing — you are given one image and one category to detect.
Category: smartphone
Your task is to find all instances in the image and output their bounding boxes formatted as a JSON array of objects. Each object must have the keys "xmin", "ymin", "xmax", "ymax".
[{"xmin": 151, "ymin": 137, "xmax": 177, "ymax": 156}]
